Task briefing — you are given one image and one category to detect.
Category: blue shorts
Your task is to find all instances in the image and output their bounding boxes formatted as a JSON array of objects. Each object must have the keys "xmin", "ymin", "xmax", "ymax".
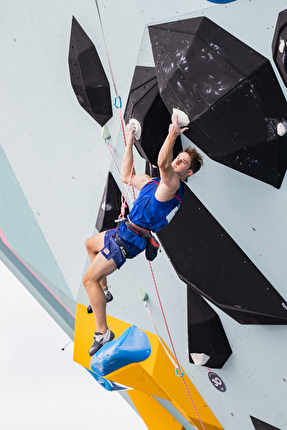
[{"xmin": 100, "ymin": 228, "xmax": 143, "ymax": 269}]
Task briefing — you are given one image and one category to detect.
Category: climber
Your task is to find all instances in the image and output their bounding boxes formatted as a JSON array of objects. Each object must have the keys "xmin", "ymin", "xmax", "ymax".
[{"xmin": 83, "ymin": 114, "xmax": 203, "ymax": 356}]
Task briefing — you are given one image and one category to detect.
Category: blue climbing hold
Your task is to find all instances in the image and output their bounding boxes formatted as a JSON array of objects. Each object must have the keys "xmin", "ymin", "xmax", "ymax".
[
  {"xmin": 90, "ymin": 325, "xmax": 151, "ymax": 376},
  {"xmin": 206, "ymin": 0, "xmax": 236, "ymax": 3},
  {"xmin": 86, "ymin": 369, "xmax": 114, "ymax": 391},
  {"xmin": 87, "ymin": 369, "xmax": 128, "ymax": 392}
]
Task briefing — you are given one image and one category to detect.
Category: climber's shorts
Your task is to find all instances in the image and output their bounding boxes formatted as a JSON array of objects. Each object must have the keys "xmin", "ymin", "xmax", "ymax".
[{"xmin": 100, "ymin": 228, "xmax": 142, "ymax": 269}]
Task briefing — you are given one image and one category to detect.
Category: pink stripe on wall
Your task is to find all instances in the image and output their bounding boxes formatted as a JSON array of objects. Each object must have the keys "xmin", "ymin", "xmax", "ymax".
[{"xmin": 0, "ymin": 227, "xmax": 75, "ymax": 319}]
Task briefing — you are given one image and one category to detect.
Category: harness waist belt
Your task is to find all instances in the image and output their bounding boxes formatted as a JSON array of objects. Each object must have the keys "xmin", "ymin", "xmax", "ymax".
[{"xmin": 125, "ymin": 217, "xmax": 151, "ymax": 239}]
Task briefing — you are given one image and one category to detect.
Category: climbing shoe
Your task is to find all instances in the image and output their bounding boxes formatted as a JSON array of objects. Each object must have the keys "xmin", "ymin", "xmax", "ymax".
[
  {"xmin": 104, "ymin": 287, "xmax": 113, "ymax": 303},
  {"xmin": 88, "ymin": 329, "xmax": 115, "ymax": 356},
  {"xmin": 87, "ymin": 288, "xmax": 113, "ymax": 313}
]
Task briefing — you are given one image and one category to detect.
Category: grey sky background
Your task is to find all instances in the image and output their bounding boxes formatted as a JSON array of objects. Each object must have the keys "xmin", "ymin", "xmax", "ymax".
[{"xmin": 0, "ymin": 261, "xmax": 147, "ymax": 430}]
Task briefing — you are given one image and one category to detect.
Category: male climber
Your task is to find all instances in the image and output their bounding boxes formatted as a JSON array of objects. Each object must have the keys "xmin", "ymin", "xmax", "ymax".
[{"xmin": 83, "ymin": 114, "xmax": 203, "ymax": 356}]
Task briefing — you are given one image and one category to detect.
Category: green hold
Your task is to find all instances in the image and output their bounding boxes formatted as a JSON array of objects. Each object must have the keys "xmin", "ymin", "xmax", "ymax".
[
  {"xmin": 138, "ymin": 288, "xmax": 148, "ymax": 301},
  {"xmin": 102, "ymin": 124, "xmax": 111, "ymax": 140}
]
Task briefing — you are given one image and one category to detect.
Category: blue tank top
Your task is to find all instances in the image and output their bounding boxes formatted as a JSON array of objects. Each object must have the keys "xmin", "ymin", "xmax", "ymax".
[{"xmin": 117, "ymin": 178, "xmax": 185, "ymax": 255}]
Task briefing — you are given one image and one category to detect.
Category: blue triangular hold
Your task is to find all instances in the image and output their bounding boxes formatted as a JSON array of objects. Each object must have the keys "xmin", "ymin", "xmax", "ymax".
[
  {"xmin": 87, "ymin": 369, "xmax": 129, "ymax": 392},
  {"xmin": 90, "ymin": 325, "xmax": 151, "ymax": 376}
]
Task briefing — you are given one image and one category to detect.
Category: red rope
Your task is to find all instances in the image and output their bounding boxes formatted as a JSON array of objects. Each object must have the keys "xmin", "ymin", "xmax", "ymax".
[
  {"xmin": 95, "ymin": 0, "xmax": 135, "ymax": 212},
  {"xmin": 148, "ymin": 261, "xmax": 207, "ymax": 430},
  {"xmin": 118, "ymin": 106, "xmax": 127, "ymax": 147},
  {"xmin": 113, "ymin": 81, "xmax": 206, "ymax": 430}
]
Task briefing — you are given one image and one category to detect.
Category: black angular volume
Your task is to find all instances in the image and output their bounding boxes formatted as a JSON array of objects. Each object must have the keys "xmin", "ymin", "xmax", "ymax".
[
  {"xmin": 96, "ymin": 172, "xmax": 129, "ymax": 232},
  {"xmin": 145, "ymin": 160, "xmax": 160, "ymax": 178},
  {"xmin": 149, "ymin": 17, "xmax": 287, "ymax": 188},
  {"xmin": 69, "ymin": 17, "xmax": 112, "ymax": 126},
  {"xmin": 124, "ymin": 66, "xmax": 182, "ymax": 166},
  {"xmin": 187, "ymin": 287, "xmax": 232, "ymax": 368},
  {"xmin": 250, "ymin": 416, "xmax": 281, "ymax": 430},
  {"xmin": 157, "ymin": 185, "xmax": 287, "ymax": 325},
  {"xmin": 272, "ymin": 9, "xmax": 287, "ymax": 87}
]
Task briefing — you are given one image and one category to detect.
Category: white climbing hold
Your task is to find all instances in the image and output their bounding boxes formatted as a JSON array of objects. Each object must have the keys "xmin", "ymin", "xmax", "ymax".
[
  {"xmin": 279, "ymin": 39, "xmax": 286, "ymax": 54},
  {"xmin": 172, "ymin": 108, "xmax": 190, "ymax": 127},
  {"xmin": 128, "ymin": 118, "xmax": 141, "ymax": 140},
  {"xmin": 277, "ymin": 122, "xmax": 286, "ymax": 137},
  {"xmin": 190, "ymin": 353, "xmax": 210, "ymax": 366}
]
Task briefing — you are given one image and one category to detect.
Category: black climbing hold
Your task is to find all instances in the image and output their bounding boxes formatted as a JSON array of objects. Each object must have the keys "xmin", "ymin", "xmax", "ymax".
[
  {"xmin": 250, "ymin": 416, "xmax": 281, "ymax": 430},
  {"xmin": 69, "ymin": 17, "xmax": 112, "ymax": 126},
  {"xmin": 272, "ymin": 9, "xmax": 287, "ymax": 87},
  {"xmin": 149, "ymin": 17, "xmax": 287, "ymax": 188},
  {"xmin": 157, "ymin": 185, "xmax": 287, "ymax": 324},
  {"xmin": 187, "ymin": 287, "xmax": 232, "ymax": 368},
  {"xmin": 125, "ymin": 66, "xmax": 182, "ymax": 166},
  {"xmin": 96, "ymin": 172, "xmax": 129, "ymax": 232},
  {"xmin": 145, "ymin": 160, "xmax": 160, "ymax": 178}
]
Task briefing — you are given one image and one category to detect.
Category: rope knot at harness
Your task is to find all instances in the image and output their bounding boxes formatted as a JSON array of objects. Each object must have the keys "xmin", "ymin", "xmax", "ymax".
[{"xmin": 120, "ymin": 195, "xmax": 127, "ymax": 218}]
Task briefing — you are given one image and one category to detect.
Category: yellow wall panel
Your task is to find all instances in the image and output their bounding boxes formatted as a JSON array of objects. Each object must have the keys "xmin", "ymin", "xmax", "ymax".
[
  {"xmin": 140, "ymin": 341, "xmax": 222, "ymax": 430},
  {"xmin": 73, "ymin": 303, "xmax": 223, "ymax": 430},
  {"xmin": 127, "ymin": 390, "xmax": 185, "ymax": 430},
  {"xmin": 105, "ymin": 363, "xmax": 170, "ymax": 399}
]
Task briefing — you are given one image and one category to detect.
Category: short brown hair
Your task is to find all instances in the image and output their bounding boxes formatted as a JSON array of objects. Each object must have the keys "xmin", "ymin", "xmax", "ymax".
[{"xmin": 182, "ymin": 147, "xmax": 204, "ymax": 174}]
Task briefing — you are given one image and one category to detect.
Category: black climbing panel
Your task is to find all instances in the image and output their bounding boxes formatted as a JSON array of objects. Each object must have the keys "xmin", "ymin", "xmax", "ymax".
[
  {"xmin": 124, "ymin": 66, "xmax": 182, "ymax": 166},
  {"xmin": 95, "ymin": 172, "xmax": 129, "ymax": 232},
  {"xmin": 250, "ymin": 416, "xmax": 281, "ymax": 430},
  {"xmin": 149, "ymin": 17, "xmax": 287, "ymax": 188},
  {"xmin": 272, "ymin": 9, "xmax": 287, "ymax": 87},
  {"xmin": 157, "ymin": 185, "xmax": 287, "ymax": 324},
  {"xmin": 187, "ymin": 287, "xmax": 232, "ymax": 368},
  {"xmin": 145, "ymin": 160, "xmax": 160, "ymax": 178},
  {"xmin": 69, "ymin": 17, "xmax": 112, "ymax": 126}
]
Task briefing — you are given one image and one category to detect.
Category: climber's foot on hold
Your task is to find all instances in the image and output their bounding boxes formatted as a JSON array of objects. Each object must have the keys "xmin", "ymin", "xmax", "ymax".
[{"xmin": 88, "ymin": 329, "xmax": 115, "ymax": 356}]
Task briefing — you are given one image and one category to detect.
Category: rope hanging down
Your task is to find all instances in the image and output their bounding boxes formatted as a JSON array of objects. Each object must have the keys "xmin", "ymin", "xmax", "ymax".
[
  {"xmin": 94, "ymin": 0, "xmax": 119, "ymax": 98},
  {"xmin": 94, "ymin": 3, "xmax": 206, "ymax": 428},
  {"xmin": 148, "ymin": 262, "xmax": 207, "ymax": 430},
  {"xmin": 95, "ymin": 0, "xmax": 136, "ymax": 215}
]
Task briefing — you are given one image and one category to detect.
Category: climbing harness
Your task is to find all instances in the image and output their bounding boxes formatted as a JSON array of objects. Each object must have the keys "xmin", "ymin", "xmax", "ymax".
[
  {"xmin": 125, "ymin": 217, "xmax": 160, "ymax": 261},
  {"xmin": 125, "ymin": 216, "xmax": 152, "ymax": 238}
]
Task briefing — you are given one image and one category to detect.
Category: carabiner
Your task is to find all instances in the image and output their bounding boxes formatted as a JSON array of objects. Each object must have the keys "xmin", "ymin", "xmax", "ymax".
[{"xmin": 114, "ymin": 96, "xmax": 122, "ymax": 109}]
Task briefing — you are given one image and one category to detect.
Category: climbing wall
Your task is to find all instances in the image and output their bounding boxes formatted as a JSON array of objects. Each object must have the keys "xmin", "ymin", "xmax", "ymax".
[{"xmin": 1, "ymin": 1, "xmax": 287, "ymax": 430}]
